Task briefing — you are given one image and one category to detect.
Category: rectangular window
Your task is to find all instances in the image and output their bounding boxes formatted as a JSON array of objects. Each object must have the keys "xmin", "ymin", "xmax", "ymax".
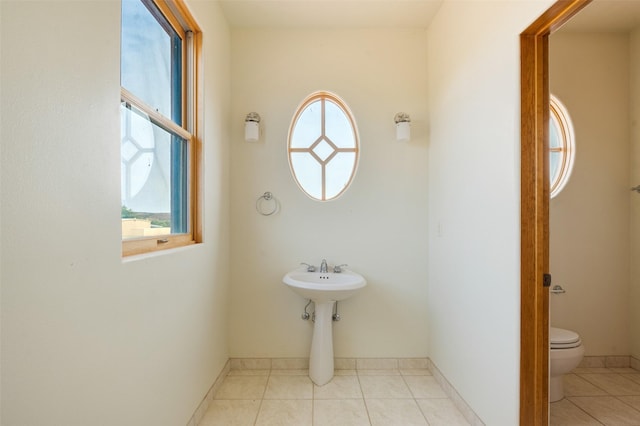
[{"xmin": 120, "ymin": 0, "xmax": 201, "ymax": 256}]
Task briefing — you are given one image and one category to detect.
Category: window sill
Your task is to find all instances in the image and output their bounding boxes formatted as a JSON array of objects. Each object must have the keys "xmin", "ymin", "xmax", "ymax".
[
  {"xmin": 121, "ymin": 240, "xmax": 200, "ymax": 263},
  {"xmin": 122, "ymin": 234, "xmax": 196, "ymax": 258}
]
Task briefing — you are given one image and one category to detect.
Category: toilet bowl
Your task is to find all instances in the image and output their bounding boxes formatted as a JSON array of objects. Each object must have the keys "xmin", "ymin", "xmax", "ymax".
[{"xmin": 550, "ymin": 327, "xmax": 584, "ymax": 402}]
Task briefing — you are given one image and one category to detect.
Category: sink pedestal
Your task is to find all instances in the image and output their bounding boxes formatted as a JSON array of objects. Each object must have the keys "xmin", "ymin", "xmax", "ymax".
[
  {"xmin": 282, "ymin": 268, "xmax": 366, "ymax": 386},
  {"xmin": 309, "ymin": 301, "xmax": 335, "ymax": 386}
]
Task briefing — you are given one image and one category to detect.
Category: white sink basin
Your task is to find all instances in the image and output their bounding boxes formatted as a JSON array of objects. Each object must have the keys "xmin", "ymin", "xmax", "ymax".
[
  {"xmin": 283, "ymin": 266, "xmax": 366, "ymax": 386},
  {"xmin": 283, "ymin": 269, "xmax": 366, "ymax": 303}
]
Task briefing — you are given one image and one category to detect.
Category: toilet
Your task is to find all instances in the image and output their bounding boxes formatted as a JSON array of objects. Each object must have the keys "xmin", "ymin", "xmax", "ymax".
[{"xmin": 549, "ymin": 327, "xmax": 585, "ymax": 402}]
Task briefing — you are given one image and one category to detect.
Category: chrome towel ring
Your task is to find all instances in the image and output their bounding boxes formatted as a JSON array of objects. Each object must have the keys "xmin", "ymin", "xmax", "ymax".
[{"xmin": 256, "ymin": 191, "xmax": 278, "ymax": 216}]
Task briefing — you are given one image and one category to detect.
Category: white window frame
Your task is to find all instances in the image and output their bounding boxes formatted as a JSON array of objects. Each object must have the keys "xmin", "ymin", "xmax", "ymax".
[{"xmin": 549, "ymin": 94, "xmax": 575, "ymax": 198}]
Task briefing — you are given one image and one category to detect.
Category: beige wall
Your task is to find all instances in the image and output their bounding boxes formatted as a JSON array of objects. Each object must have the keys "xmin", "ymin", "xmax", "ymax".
[
  {"xmin": 228, "ymin": 29, "xmax": 430, "ymax": 358},
  {"xmin": 631, "ymin": 29, "xmax": 640, "ymax": 360},
  {"xmin": 426, "ymin": 1, "xmax": 554, "ymax": 424},
  {"xmin": 549, "ymin": 33, "xmax": 631, "ymax": 356},
  {"xmin": 0, "ymin": 1, "xmax": 231, "ymax": 425}
]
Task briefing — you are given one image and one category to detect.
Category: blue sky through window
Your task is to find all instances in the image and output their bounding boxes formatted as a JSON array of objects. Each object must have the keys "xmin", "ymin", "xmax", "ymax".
[
  {"xmin": 121, "ymin": 0, "xmax": 177, "ymax": 217},
  {"xmin": 121, "ymin": 0, "xmax": 173, "ymax": 118}
]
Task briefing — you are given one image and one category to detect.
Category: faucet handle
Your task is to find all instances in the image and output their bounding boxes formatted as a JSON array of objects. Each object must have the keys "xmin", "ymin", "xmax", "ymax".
[
  {"xmin": 333, "ymin": 264, "xmax": 348, "ymax": 273},
  {"xmin": 300, "ymin": 262, "xmax": 316, "ymax": 272}
]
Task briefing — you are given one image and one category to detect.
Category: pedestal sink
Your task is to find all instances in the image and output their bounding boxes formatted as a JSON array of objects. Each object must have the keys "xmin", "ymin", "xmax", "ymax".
[{"xmin": 283, "ymin": 267, "xmax": 366, "ymax": 386}]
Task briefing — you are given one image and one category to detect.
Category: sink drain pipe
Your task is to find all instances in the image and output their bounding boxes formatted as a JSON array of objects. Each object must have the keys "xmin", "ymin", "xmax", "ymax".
[
  {"xmin": 301, "ymin": 300, "xmax": 340, "ymax": 322},
  {"xmin": 301, "ymin": 300, "xmax": 312, "ymax": 320}
]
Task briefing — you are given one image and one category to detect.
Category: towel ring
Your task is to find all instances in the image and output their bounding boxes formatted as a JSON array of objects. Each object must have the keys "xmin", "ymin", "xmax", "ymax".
[{"xmin": 256, "ymin": 192, "xmax": 278, "ymax": 216}]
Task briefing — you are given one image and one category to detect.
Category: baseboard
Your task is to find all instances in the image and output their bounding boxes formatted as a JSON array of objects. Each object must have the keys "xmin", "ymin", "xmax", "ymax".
[
  {"xmin": 579, "ymin": 355, "xmax": 635, "ymax": 368},
  {"xmin": 228, "ymin": 356, "xmax": 431, "ymax": 371},
  {"xmin": 428, "ymin": 360, "xmax": 485, "ymax": 426},
  {"xmin": 186, "ymin": 360, "xmax": 230, "ymax": 426}
]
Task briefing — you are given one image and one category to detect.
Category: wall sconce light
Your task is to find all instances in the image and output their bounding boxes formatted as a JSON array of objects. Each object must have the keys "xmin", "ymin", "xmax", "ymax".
[
  {"xmin": 394, "ymin": 112, "xmax": 411, "ymax": 142},
  {"xmin": 245, "ymin": 112, "xmax": 261, "ymax": 142}
]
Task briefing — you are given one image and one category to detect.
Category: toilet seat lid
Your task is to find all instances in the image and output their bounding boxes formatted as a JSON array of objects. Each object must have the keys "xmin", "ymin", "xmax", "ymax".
[{"xmin": 550, "ymin": 327, "xmax": 581, "ymax": 349}]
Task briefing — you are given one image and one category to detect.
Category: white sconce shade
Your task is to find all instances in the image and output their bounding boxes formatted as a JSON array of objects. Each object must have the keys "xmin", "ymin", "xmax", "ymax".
[
  {"xmin": 245, "ymin": 112, "xmax": 261, "ymax": 142},
  {"xmin": 394, "ymin": 112, "xmax": 411, "ymax": 142}
]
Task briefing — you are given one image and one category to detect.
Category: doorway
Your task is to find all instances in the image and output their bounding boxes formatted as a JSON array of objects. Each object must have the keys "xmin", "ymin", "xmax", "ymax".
[{"xmin": 519, "ymin": 1, "xmax": 592, "ymax": 424}]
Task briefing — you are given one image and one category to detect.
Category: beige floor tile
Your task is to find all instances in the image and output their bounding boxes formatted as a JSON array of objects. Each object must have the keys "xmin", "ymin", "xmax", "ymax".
[
  {"xmin": 214, "ymin": 375, "xmax": 268, "ymax": 400},
  {"xmin": 227, "ymin": 369, "xmax": 270, "ymax": 376},
  {"xmin": 626, "ymin": 374, "xmax": 640, "ymax": 385},
  {"xmin": 199, "ymin": 400, "xmax": 261, "ymax": 426},
  {"xmin": 357, "ymin": 369, "xmax": 401, "ymax": 376},
  {"xmin": 313, "ymin": 399, "xmax": 370, "ymax": 426},
  {"xmin": 404, "ymin": 376, "xmax": 447, "ymax": 398},
  {"xmin": 359, "ymin": 375, "xmax": 413, "ymax": 399},
  {"xmin": 608, "ymin": 368, "xmax": 639, "ymax": 374},
  {"xmin": 269, "ymin": 369, "xmax": 309, "ymax": 376},
  {"xmin": 564, "ymin": 374, "xmax": 608, "ymax": 397},
  {"xmin": 416, "ymin": 399, "xmax": 470, "ymax": 426},
  {"xmin": 264, "ymin": 375, "xmax": 313, "ymax": 399},
  {"xmin": 569, "ymin": 396, "xmax": 640, "ymax": 425},
  {"xmin": 334, "ymin": 369, "xmax": 357, "ymax": 376},
  {"xmin": 314, "ymin": 375, "xmax": 363, "ymax": 399},
  {"xmin": 579, "ymin": 374, "xmax": 640, "ymax": 396},
  {"xmin": 255, "ymin": 399, "xmax": 312, "ymax": 426},
  {"xmin": 401, "ymin": 369, "xmax": 432, "ymax": 376},
  {"xmin": 365, "ymin": 398, "xmax": 428, "ymax": 426},
  {"xmin": 619, "ymin": 396, "xmax": 640, "ymax": 411},
  {"xmin": 549, "ymin": 399, "xmax": 601, "ymax": 425}
]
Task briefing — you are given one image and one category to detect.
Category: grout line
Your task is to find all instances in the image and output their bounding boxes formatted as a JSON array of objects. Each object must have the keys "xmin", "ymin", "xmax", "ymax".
[
  {"xmin": 399, "ymin": 373, "xmax": 431, "ymax": 423},
  {"xmin": 613, "ymin": 395, "xmax": 640, "ymax": 415},
  {"xmin": 310, "ymin": 375, "xmax": 315, "ymax": 424},
  {"xmin": 572, "ymin": 373, "xmax": 609, "ymax": 395},
  {"xmin": 554, "ymin": 367, "xmax": 640, "ymax": 425},
  {"xmin": 204, "ymin": 358, "xmax": 473, "ymax": 425},
  {"xmin": 355, "ymin": 368, "xmax": 374, "ymax": 425},
  {"xmin": 251, "ymin": 368, "xmax": 271, "ymax": 426},
  {"xmin": 188, "ymin": 359, "xmax": 231, "ymax": 426},
  {"xmin": 562, "ymin": 397, "xmax": 605, "ymax": 425},
  {"xmin": 205, "ymin": 364, "xmax": 640, "ymax": 426}
]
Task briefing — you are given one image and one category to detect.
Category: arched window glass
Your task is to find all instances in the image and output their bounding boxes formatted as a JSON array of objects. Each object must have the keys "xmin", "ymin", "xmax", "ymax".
[
  {"xmin": 288, "ymin": 92, "xmax": 359, "ymax": 201},
  {"xmin": 549, "ymin": 94, "xmax": 575, "ymax": 198}
]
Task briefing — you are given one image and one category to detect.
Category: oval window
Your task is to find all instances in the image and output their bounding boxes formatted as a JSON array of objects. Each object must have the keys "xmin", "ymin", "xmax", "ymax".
[
  {"xmin": 288, "ymin": 91, "xmax": 359, "ymax": 201},
  {"xmin": 549, "ymin": 94, "xmax": 576, "ymax": 198}
]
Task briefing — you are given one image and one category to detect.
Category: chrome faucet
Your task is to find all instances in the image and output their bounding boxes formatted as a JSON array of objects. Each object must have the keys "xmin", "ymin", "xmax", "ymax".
[
  {"xmin": 333, "ymin": 264, "xmax": 348, "ymax": 273},
  {"xmin": 320, "ymin": 259, "xmax": 328, "ymax": 273},
  {"xmin": 300, "ymin": 262, "xmax": 316, "ymax": 272}
]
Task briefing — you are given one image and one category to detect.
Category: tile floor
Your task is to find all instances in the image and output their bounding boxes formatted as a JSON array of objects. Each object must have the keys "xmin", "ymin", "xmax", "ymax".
[
  {"xmin": 551, "ymin": 367, "xmax": 640, "ymax": 425},
  {"xmin": 199, "ymin": 367, "xmax": 470, "ymax": 426}
]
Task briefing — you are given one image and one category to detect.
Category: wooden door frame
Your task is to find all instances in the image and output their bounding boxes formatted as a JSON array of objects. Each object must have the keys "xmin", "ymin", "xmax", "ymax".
[{"xmin": 519, "ymin": 1, "xmax": 591, "ymax": 424}]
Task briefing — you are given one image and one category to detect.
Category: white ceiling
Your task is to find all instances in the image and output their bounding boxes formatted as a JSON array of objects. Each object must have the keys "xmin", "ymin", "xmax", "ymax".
[
  {"xmin": 218, "ymin": 0, "xmax": 443, "ymax": 29},
  {"xmin": 218, "ymin": 0, "xmax": 640, "ymax": 33},
  {"xmin": 559, "ymin": 0, "xmax": 640, "ymax": 33}
]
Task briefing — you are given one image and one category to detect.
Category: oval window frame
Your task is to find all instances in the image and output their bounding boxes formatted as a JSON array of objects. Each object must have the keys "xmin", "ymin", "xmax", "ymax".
[
  {"xmin": 287, "ymin": 91, "xmax": 360, "ymax": 201},
  {"xmin": 549, "ymin": 94, "xmax": 575, "ymax": 198}
]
